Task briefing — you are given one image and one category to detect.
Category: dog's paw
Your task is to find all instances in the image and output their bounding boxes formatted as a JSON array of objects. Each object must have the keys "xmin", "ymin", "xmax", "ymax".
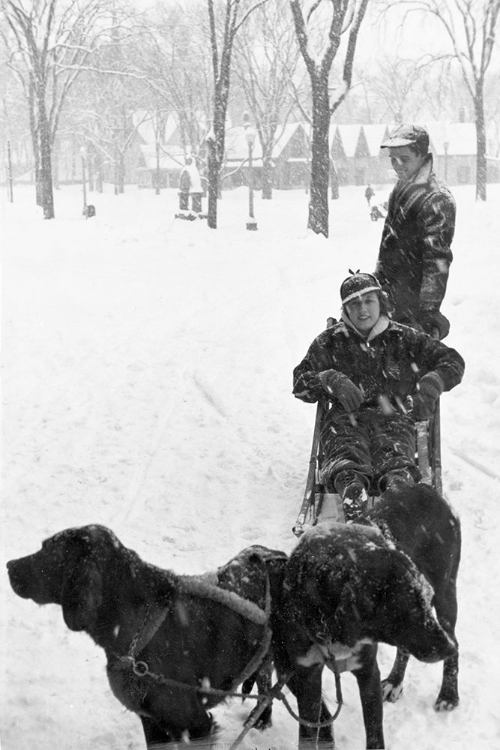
[
  {"xmin": 434, "ymin": 693, "xmax": 459, "ymax": 711},
  {"xmin": 245, "ymin": 704, "xmax": 272, "ymax": 730},
  {"xmin": 381, "ymin": 679, "xmax": 404, "ymax": 703}
]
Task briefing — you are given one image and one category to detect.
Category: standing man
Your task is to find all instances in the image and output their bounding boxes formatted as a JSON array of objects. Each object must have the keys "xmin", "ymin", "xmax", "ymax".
[
  {"xmin": 178, "ymin": 156, "xmax": 192, "ymax": 211},
  {"xmin": 374, "ymin": 124, "xmax": 456, "ymax": 339}
]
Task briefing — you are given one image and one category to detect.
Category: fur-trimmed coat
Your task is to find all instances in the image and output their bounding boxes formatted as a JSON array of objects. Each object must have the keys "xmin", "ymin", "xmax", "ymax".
[
  {"xmin": 293, "ymin": 318, "xmax": 464, "ymax": 412},
  {"xmin": 374, "ymin": 155, "xmax": 456, "ymax": 328}
]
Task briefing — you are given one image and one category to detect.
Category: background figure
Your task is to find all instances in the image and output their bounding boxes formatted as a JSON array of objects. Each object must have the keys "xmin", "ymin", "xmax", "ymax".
[
  {"xmin": 365, "ymin": 183, "xmax": 375, "ymax": 205},
  {"xmin": 178, "ymin": 156, "xmax": 192, "ymax": 211},
  {"xmin": 374, "ymin": 124, "xmax": 456, "ymax": 339},
  {"xmin": 178, "ymin": 155, "xmax": 203, "ymax": 214},
  {"xmin": 188, "ymin": 158, "xmax": 203, "ymax": 213}
]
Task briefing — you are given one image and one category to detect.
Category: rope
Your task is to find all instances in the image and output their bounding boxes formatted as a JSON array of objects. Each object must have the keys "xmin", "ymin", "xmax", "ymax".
[
  {"xmin": 112, "ymin": 564, "xmax": 273, "ymax": 704},
  {"xmin": 110, "ymin": 560, "xmax": 344, "ymax": 750}
]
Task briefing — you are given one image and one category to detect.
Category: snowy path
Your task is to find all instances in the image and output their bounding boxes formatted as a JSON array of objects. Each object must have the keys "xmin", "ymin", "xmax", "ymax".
[{"xmin": 2, "ymin": 184, "xmax": 500, "ymax": 749}]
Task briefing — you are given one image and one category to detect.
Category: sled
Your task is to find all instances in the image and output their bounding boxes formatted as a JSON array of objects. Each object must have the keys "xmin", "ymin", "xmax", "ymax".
[
  {"xmin": 370, "ymin": 202, "xmax": 388, "ymax": 221},
  {"xmin": 292, "ymin": 324, "xmax": 442, "ymax": 537}
]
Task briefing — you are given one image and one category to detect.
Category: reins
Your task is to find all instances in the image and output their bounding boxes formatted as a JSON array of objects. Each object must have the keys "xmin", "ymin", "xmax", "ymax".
[
  {"xmin": 111, "ymin": 570, "xmax": 344, "ymax": 749},
  {"xmin": 112, "ymin": 567, "xmax": 274, "ymax": 700}
]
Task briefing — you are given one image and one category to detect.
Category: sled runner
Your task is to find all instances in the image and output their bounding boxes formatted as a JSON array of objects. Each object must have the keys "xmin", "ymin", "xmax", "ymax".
[{"xmin": 293, "ymin": 322, "xmax": 442, "ymax": 537}]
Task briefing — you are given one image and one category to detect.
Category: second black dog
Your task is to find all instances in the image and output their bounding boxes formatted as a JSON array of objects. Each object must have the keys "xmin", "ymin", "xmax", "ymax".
[{"xmin": 273, "ymin": 483, "xmax": 460, "ymax": 749}]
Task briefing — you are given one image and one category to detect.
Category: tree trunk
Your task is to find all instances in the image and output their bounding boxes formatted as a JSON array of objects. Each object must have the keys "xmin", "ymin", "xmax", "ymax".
[
  {"xmin": 118, "ymin": 154, "xmax": 125, "ymax": 194},
  {"xmin": 38, "ymin": 92, "xmax": 55, "ymax": 219},
  {"xmin": 308, "ymin": 78, "xmax": 330, "ymax": 236},
  {"xmin": 207, "ymin": 135, "xmax": 218, "ymax": 229},
  {"xmin": 155, "ymin": 140, "xmax": 161, "ymax": 195},
  {"xmin": 330, "ymin": 160, "xmax": 339, "ymax": 200},
  {"xmin": 262, "ymin": 152, "xmax": 273, "ymax": 199},
  {"xmin": 28, "ymin": 83, "xmax": 42, "ymax": 207},
  {"xmin": 207, "ymin": 94, "xmax": 228, "ymax": 229},
  {"xmin": 474, "ymin": 87, "xmax": 487, "ymax": 201}
]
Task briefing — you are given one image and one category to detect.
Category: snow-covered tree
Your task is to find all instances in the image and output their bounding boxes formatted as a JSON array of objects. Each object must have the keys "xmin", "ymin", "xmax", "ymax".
[
  {"xmin": 290, "ymin": 0, "xmax": 370, "ymax": 237},
  {"xmin": 1, "ymin": 0, "xmax": 112, "ymax": 218},
  {"xmin": 234, "ymin": 0, "xmax": 302, "ymax": 199},
  {"xmin": 394, "ymin": 0, "xmax": 500, "ymax": 201},
  {"xmin": 206, "ymin": 0, "xmax": 269, "ymax": 229}
]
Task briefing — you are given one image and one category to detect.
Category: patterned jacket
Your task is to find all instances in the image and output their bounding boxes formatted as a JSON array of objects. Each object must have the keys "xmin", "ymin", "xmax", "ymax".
[
  {"xmin": 374, "ymin": 155, "xmax": 456, "ymax": 329},
  {"xmin": 293, "ymin": 317, "xmax": 464, "ymax": 412}
]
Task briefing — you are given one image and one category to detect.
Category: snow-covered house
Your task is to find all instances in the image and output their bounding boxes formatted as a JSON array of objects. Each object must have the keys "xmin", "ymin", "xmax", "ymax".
[
  {"xmin": 425, "ymin": 122, "xmax": 483, "ymax": 185},
  {"xmin": 221, "ymin": 122, "xmax": 311, "ymax": 190},
  {"xmin": 135, "ymin": 114, "xmax": 187, "ymax": 190},
  {"xmin": 133, "ymin": 112, "xmax": 497, "ymax": 190},
  {"xmin": 330, "ymin": 124, "xmax": 362, "ymax": 185}
]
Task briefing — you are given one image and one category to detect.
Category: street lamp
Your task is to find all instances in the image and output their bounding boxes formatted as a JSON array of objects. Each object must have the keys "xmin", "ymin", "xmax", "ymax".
[
  {"xmin": 244, "ymin": 123, "xmax": 257, "ymax": 231},
  {"xmin": 80, "ymin": 146, "xmax": 88, "ymax": 216}
]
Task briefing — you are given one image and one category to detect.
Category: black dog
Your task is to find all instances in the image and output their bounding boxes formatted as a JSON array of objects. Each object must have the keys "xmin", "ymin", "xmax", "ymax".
[
  {"xmin": 365, "ymin": 483, "xmax": 461, "ymax": 711},
  {"xmin": 7, "ymin": 525, "xmax": 287, "ymax": 747},
  {"xmin": 272, "ymin": 483, "xmax": 459, "ymax": 749}
]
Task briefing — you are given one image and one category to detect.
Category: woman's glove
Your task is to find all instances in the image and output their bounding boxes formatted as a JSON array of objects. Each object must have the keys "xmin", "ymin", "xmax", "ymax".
[
  {"xmin": 318, "ymin": 370, "xmax": 364, "ymax": 412},
  {"xmin": 412, "ymin": 371, "xmax": 444, "ymax": 420}
]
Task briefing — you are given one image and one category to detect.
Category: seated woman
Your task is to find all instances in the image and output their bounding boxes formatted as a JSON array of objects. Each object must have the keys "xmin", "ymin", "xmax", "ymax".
[{"xmin": 293, "ymin": 272, "xmax": 465, "ymax": 521}]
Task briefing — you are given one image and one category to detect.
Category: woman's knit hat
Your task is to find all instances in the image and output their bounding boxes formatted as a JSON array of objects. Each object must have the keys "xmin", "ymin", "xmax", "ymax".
[{"xmin": 340, "ymin": 272, "xmax": 382, "ymax": 305}]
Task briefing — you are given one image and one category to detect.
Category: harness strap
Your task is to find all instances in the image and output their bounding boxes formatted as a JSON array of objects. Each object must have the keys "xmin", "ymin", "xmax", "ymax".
[
  {"xmin": 112, "ymin": 566, "xmax": 272, "ymax": 687},
  {"xmin": 178, "ymin": 574, "xmax": 269, "ymax": 626},
  {"xmin": 127, "ymin": 605, "xmax": 169, "ymax": 659}
]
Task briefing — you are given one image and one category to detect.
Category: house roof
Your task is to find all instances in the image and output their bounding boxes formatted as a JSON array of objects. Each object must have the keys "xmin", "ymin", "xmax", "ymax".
[
  {"xmin": 332, "ymin": 125, "xmax": 362, "ymax": 157},
  {"xmin": 224, "ymin": 122, "xmax": 309, "ymax": 162},
  {"xmin": 425, "ymin": 122, "xmax": 476, "ymax": 156},
  {"xmin": 139, "ymin": 147, "xmax": 186, "ymax": 171},
  {"xmin": 273, "ymin": 122, "xmax": 308, "ymax": 158},
  {"xmin": 224, "ymin": 126, "xmax": 264, "ymax": 161},
  {"xmin": 362, "ymin": 124, "xmax": 390, "ymax": 156},
  {"xmin": 135, "ymin": 112, "xmax": 480, "ymax": 172}
]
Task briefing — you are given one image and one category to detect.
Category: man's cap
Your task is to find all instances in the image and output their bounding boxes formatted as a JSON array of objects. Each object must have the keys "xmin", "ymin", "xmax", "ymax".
[
  {"xmin": 381, "ymin": 124, "xmax": 429, "ymax": 151},
  {"xmin": 340, "ymin": 272, "xmax": 382, "ymax": 305}
]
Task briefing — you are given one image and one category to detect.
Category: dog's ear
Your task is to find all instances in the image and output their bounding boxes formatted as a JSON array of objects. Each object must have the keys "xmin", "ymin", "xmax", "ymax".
[
  {"xmin": 62, "ymin": 557, "xmax": 103, "ymax": 632},
  {"xmin": 333, "ymin": 581, "xmax": 360, "ymax": 645}
]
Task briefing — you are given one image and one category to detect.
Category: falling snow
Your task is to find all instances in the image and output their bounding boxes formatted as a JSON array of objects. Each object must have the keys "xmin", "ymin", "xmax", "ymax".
[{"xmin": 2, "ymin": 183, "xmax": 500, "ymax": 749}]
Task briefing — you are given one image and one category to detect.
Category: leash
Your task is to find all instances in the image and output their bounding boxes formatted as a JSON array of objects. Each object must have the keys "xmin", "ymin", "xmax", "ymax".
[
  {"xmin": 111, "ymin": 572, "xmax": 344, "ymax": 749},
  {"xmin": 229, "ymin": 658, "xmax": 343, "ymax": 750},
  {"xmin": 112, "ymin": 567, "xmax": 273, "ymax": 701}
]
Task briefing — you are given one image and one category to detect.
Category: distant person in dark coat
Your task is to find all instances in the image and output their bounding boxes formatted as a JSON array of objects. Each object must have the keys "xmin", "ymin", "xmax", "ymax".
[
  {"xmin": 293, "ymin": 272, "xmax": 464, "ymax": 521},
  {"xmin": 365, "ymin": 184, "xmax": 375, "ymax": 205},
  {"xmin": 178, "ymin": 156, "xmax": 193, "ymax": 211},
  {"xmin": 374, "ymin": 124, "xmax": 456, "ymax": 340}
]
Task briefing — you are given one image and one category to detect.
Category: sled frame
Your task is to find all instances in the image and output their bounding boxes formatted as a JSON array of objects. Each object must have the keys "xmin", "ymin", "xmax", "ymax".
[
  {"xmin": 293, "ymin": 325, "xmax": 443, "ymax": 537},
  {"xmin": 293, "ymin": 401, "xmax": 441, "ymax": 537}
]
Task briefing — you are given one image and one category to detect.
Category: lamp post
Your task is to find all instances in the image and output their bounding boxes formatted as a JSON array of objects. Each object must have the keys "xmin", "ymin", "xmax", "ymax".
[
  {"xmin": 6, "ymin": 140, "xmax": 14, "ymax": 203},
  {"xmin": 244, "ymin": 123, "xmax": 257, "ymax": 231},
  {"xmin": 444, "ymin": 140, "xmax": 449, "ymax": 182},
  {"xmin": 80, "ymin": 146, "xmax": 88, "ymax": 216}
]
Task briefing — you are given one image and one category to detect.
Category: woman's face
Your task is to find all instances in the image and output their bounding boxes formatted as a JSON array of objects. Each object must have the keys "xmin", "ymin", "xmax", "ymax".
[{"xmin": 345, "ymin": 292, "xmax": 381, "ymax": 333}]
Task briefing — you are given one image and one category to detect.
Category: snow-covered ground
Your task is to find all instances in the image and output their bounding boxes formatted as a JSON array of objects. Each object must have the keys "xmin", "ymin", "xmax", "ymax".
[{"xmin": 2, "ymin": 181, "xmax": 500, "ymax": 750}]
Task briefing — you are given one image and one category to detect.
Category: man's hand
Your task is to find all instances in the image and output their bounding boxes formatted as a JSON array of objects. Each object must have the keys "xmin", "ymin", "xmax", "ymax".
[
  {"xmin": 318, "ymin": 370, "xmax": 364, "ymax": 412},
  {"xmin": 412, "ymin": 371, "xmax": 444, "ymax": 420},
  {"xmin": 419, "ymin": 310, "xmax": 450, "ymax": 340}
]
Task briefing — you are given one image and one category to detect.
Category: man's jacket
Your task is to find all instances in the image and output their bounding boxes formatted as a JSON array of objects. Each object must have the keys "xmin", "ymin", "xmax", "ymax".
[{"xmin": 375, "ymin": 155, "xmax": 456, "ymax": 329}]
